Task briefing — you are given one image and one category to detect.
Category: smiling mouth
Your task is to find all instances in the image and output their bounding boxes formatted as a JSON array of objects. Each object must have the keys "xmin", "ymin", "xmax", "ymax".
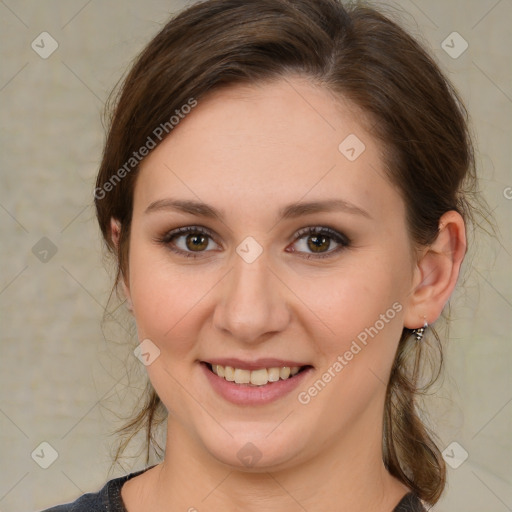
[{"xmin": 203, "ymin": 362, "xmax": 312, "ymax": 386}]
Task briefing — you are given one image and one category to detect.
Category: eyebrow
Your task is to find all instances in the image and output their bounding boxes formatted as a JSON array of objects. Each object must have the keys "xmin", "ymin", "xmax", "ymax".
[{"xmin": 145, "ymin": 198, "xmax": 372, "ymax": 220}]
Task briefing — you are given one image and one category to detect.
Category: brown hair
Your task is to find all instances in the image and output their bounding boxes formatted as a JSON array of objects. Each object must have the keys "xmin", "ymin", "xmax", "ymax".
[{"xmin": 95, "ymin": 0, "xmax": 485, "ymax": 504}]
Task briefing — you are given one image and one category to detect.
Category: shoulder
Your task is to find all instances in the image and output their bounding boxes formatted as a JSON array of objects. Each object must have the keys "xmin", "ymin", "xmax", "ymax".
[
  {"xmin": 37, "ymin": 490, "xmax": 106, "ymax": 512},
  {"xmin": 37, "ymin": 467, "xmax": 153, "ymax": 512},
  {"xmin": 393, "ymin": 492, "xmax": 428, "ymax": 512}
]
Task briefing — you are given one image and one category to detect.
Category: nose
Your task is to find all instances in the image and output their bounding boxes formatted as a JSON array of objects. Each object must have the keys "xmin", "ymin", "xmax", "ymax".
[{"xmin": 212, "ymin": 251, "xmax": 291, "ymax": 344}]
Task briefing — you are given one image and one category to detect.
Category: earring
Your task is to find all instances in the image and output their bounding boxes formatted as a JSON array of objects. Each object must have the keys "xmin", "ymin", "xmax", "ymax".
[{"xmin": 412, "ymin": 320, "xmax": 428, "ymax": 341}]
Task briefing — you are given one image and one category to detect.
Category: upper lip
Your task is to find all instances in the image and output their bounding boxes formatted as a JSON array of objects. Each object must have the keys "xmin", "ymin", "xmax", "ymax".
[{"xmin": 203, "ymin": 358, "xmax": 312, "ymax": 371}]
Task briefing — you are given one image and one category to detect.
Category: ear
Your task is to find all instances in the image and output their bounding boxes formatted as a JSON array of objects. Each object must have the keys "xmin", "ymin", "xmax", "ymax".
[
  {"xmin": 404, "ymin": 210, "xmax": 467, "ymax": 329},
  {"xmin": 110, "ymin": 217, "xmax": 133, "ymax": 313}
]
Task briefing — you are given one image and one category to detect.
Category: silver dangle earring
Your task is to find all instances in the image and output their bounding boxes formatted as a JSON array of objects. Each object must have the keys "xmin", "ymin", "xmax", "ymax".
[{"xmin": 412, "ymin": 321, "xmax": 428, "ymax": 341}]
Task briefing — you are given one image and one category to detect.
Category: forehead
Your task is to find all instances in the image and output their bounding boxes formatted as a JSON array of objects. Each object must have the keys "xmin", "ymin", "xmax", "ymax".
[{"xmin": 134, "ymin": 77, "xmax": 404, "ymax": 226}]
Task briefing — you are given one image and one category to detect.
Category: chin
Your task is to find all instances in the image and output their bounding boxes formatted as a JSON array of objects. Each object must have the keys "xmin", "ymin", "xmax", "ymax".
[{"xmin": 198, "ymin": 422, "xmax": 310, "ymax": 472}]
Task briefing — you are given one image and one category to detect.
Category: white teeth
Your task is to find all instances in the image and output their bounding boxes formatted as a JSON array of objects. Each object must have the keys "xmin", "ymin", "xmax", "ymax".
[
  {"xmin": 234, "ymin": 368, "xmax": 251, "ymax": 384},
  {"xmin": 224, "ymin": 366, "xmax": 235, "ymax": 381},
  {"xmin": 209, "ymin": 363, "xmax": 304, "ymax": 386},
  {"xmin": 279, "ymin": 367, "xmax": 290, "ymax": 380},
  {"xmin": 250, "ymin": 368, "xmax": 268, "ymax": 385},
  {"xmin": 268, "ymin": 367, "xmax": 280, "ymax": 382}
]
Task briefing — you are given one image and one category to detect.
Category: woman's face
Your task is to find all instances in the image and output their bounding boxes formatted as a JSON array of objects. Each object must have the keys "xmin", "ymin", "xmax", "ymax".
[{"xmin": 123, "ymin": 77, "xmax": 419, "ymax": 470}]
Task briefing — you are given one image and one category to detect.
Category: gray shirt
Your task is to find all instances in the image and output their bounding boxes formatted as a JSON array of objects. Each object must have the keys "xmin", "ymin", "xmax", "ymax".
[{"xmin": 40, "ymin": 467, "xmax": 427, "ymax": 512}]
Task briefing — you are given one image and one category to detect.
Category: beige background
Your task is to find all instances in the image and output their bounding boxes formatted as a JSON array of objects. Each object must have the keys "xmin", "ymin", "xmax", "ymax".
[{"xmin": 0, "ymin": 0, "xmax": 511, "ymax": 510}]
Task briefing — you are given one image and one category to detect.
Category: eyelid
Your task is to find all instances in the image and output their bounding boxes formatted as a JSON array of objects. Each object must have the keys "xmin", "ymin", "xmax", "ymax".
[
  {"xmin": 293, "ymin": 226, "xmax": 350, "ymax": 245},
  {"xmin": 159, "ymin": 225, "xmax": 218, "ymax": 244}
]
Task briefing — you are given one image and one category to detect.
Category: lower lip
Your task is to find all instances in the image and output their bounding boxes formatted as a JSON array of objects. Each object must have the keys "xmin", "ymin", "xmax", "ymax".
[{"xmin": 200, "ymin": 363, "xmax": 313, "ymax": 406}]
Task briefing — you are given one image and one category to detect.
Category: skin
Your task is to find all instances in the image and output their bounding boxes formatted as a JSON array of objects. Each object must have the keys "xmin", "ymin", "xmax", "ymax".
[{"xmin": 114, "ymin": 76, "xmax": 466, "ymax": 512}]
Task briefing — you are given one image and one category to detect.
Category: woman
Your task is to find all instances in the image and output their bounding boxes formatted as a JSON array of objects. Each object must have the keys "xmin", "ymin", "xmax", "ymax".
[{"xmin": 43, "ymin": 0, "xmax": 481, "ymax": 510}]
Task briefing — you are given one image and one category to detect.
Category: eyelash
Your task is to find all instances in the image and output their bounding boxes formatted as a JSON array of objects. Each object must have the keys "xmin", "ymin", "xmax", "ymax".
[{"xmin": 157, "ymin": 225, "xmax": 350, "ymax": 260}]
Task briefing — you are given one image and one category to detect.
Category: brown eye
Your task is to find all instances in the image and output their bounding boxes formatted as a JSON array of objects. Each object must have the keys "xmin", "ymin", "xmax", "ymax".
[
  {"xmin": 289, "ymin": 226, "xmax": 350, "ymax": 259},
  {"xmin": 307, "ymin": 234, "xmax": 331, "ymax": 253},
  {"xmin": 159, "ymin": 225, "xmax": 349, "ymax": 260},
  {"xmin": 160, "ymin": 226, "xmax": 220, "ymax": 258},
  {"xmin": 185, "ymin": 233, "xmax": 209, "ymax": 252}
]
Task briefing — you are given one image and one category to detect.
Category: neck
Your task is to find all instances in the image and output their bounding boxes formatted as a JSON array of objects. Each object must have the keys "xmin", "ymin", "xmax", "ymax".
[{"xmin": 124, "ymin": 403, "xmax": 410, "ymax": 512}]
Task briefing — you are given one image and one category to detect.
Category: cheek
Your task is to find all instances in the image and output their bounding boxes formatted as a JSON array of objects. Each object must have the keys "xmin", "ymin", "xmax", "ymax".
[
  {"xmin": 128, "ymin": 243, "xmax": 222, "ymax": 360},
  {"xmin": 307, "ymin": 260, "xmax": 405, "ymax": 353}
]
